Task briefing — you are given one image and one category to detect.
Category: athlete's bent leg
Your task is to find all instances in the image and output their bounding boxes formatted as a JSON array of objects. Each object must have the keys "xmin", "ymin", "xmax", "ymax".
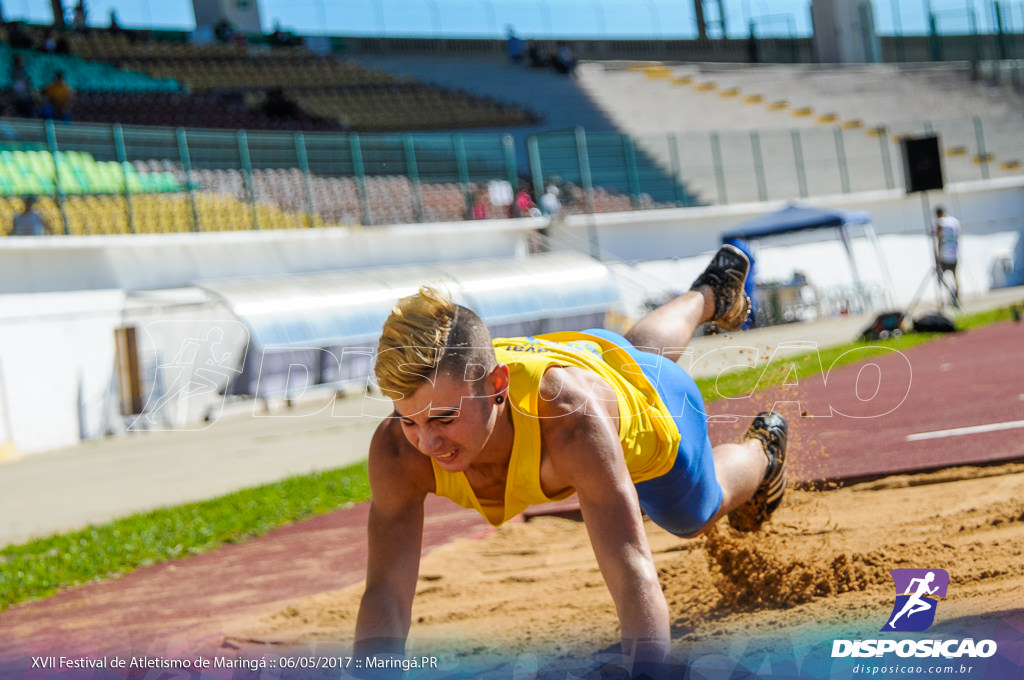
[
  {"xmin": 624, "ymin": 290, "xmax": 711, "ymax": 363},
  {"xmin": 682, "ymin": 440, "xmax": 768, "ymax": 537},
  {"xmin": 624, "ymin": 244, "xmax": 751, "ymax": 361}
]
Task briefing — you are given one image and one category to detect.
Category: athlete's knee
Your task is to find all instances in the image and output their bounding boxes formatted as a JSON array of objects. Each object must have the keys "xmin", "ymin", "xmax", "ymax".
[
  {"xmin": 644, "ymin": 504, "xmax": 716, "ymax": 538},
  {"xmin": 678, "ymin": 518, "xmax": 718, "ymax": 539}
]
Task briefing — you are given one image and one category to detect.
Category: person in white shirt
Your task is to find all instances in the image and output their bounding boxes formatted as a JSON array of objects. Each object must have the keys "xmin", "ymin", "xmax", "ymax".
[
  {"xmin": 934, "ymin": 206, "xmax": 961, "ymax": 307},
  {"xmin": 540, "ymin": 184, "xmax": 561, "ymax": 218}
]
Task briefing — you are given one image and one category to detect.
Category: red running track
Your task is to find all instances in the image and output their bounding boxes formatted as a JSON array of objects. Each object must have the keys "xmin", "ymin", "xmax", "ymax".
[
  {"xmin": 706, "ymin": 319, "xmax": 1024, "ymax": 482},
  {"xmin": 0, "ymin": 496, "xmax": 489, "ymax": 664}
]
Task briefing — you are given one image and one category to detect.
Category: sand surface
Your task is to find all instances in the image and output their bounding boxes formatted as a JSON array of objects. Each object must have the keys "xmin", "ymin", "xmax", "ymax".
[{"xmin": 223, "ymin": 462, "xmax": 1024, "ymax": 673}]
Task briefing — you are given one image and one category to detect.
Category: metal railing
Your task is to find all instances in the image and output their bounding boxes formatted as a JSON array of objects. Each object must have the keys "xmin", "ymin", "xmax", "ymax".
[
  {"xmin": 0, "ymin": 118, "xmax": 519, "ymax": 234},
  {"xmin": 527, "ymin": 116, "xmax": 1024, "ymax": 209},
  {"xmin": 2, "ymin": 111, "xmax": 1022, "ymax": 236}
]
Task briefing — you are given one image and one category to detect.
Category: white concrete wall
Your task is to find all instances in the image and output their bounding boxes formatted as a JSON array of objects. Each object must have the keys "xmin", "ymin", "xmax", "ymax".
[
  {"xmin": 0, "ymin": 219, "xmax": 537, "ymax": 456},
  {"xmin": 0, "ymin": 291, "xmax": 125, "ymax": 455},
  {"xmin": 121, "ymin": 292, "xmax": 250, "ymax": 432},
  {"xmin": 551, "ymin": 176, "xmax": 1024, "ymax": 265},
  {"xmin": 566, "ymin": 177, "xmax": 1023, "ymax": 318},
  {"xmin": 0, "ymin": 218, "xmax": 538, "ymax": 295},
  {"xmin": 0, "ymin": 289, "xmax": 254, "ymax": 456},
  {"xmin": 1, "ymin": 179, "xmax": 1019, "ymax": 297},
  {"xmin": 613, "ymin": 232, "xmax": 1020, "ymax": 318}
]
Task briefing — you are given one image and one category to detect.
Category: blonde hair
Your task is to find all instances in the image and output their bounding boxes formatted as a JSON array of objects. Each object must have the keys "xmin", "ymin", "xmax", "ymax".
[{"xmin": 374, "ymin": 285, "xmax": 494, "ymax": 400}]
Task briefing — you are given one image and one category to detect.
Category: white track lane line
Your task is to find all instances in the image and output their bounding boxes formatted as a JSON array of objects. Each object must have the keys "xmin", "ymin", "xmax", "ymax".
[{"xmin": 906, "ymin": 419, "xmax": 1024, "ymax": 442}]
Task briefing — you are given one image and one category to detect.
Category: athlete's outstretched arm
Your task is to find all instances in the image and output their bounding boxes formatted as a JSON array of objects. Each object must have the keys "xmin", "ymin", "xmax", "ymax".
[
  {"xmin": 541, "ymin": 369, "xmax": 671, "ymax": 672},
  {"xmin": 354, "ymin": 420, "xmax": 431, "ymax": 657}
]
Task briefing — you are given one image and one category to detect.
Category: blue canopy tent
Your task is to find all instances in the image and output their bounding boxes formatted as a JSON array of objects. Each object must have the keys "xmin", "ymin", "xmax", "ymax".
[{"xmin": 721, "ymin": 204, "xmax": 896, "ymax": 311}]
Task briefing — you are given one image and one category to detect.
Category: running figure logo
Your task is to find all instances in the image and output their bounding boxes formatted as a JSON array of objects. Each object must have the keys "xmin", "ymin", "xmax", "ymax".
[{"xmin": 882, "ymin": 568, "xmax": 949, "ymax": 632}]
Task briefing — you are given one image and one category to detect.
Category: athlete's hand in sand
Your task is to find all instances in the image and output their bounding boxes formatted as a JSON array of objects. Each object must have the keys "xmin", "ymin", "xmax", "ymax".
[
  {"xmin": 536, "ymin": 365, "xmax": 671, "ymax": 668},
  {"xmin": 354, "ymin": 420, "xmax": 432, "ymax": 661}
]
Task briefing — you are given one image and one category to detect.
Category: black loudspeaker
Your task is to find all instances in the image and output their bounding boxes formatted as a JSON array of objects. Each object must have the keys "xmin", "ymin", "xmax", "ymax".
[{"xmin": 901, "ymin": 135, "xmax": 944, "ymax": 193}]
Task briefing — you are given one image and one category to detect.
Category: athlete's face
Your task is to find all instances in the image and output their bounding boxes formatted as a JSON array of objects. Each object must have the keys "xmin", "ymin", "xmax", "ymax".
[{"xmin": 394, "ymin": 366, "xmax": 508, "ymax": 472}]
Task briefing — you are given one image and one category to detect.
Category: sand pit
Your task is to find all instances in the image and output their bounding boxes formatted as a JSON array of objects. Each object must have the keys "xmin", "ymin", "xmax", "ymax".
[{"xmin": 225, "ymin": 463, "xmax": 1024, "ymax": 675}]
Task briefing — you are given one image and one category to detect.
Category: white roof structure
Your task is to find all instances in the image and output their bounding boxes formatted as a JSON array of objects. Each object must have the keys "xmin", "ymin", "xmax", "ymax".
[
  {"xmin": 195, "ymin": 252, "xmax": 621, "ymax": 397},
  {"xmin": 199, "ymin": 252, "xmax": 619, "ymax": 351}
]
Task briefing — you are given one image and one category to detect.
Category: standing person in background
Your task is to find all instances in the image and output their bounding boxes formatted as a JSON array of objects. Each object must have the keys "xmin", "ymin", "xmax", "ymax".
[
  {"xmin": 554, "ymin": 42, "xmax": 576, "ymax": 75},
  {"xmin": 10, "ymin": 196, "xmax": 53, "ymax": 236},
  {"xmin": 41, "ymin": 30, "xmax": 58, "ymax": 53},
  {"xmin": 724, "ymin": 237, "xmax": 757, "ymax": 328},
  {"xmin": 41, "ymin": 70, "xmax": 73, "ymax": 121},
  {"xmin": 505, "ymin": 26, "xmax": 524, "ymax": 63},
  {"xmin": 72, "ymin": 1, "xmax": 88, "ymax": 32},
  {"xmin": 511, "ymin": 187, "xmax": 537, "ymax": 218},
  {"xmin": 526, "ymin": 40, "xmax": 546, "ymax": 68},
  {"xmin": 470, "ymin": 190, "xmax": 490, "ymax": 220},
  {"xmin": 214, "ymin": 18, "xmax": 235, "ymax": 44},
  {"xmin": 10, "ymin": 54, "xmax": 36, "ymax": 118},
  {"xmin": 540, "ymin": 183, "xmax": 561, "ymax": 220},
  {"xmin": 531, "ymin": 183, "xmax": 562, "ymax": 253},
  {"xmin": 934, "ymin": 206, "xmax": 961, "ymax": 308}
]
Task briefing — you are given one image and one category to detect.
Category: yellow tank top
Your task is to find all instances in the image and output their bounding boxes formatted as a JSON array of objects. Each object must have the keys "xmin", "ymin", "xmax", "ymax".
[{"xmin": 431, "ymin": 331, "xmax": 681, "ymax": 526}]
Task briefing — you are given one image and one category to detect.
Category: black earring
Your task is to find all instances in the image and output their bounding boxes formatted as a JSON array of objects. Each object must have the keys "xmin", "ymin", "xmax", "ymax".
[{"xmin": 495, "ymin": 395, "xmax": 505, "ymax": 404}]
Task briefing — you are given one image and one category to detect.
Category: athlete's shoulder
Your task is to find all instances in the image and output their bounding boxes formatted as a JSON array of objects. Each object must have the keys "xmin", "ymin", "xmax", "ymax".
[
  {"xmin": 537, "ymin": 364, "xmax": 618, "ymax": 425},
  {"xmin": 536, "ymin": 366, "xmax": 623, "ymax": 486}
]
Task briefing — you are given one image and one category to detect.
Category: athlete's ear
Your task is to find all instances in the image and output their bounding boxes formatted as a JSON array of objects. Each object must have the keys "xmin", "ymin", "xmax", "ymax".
[{"xmin": 487, "ymin": 363, "xmax": 510, "ymax": 398}]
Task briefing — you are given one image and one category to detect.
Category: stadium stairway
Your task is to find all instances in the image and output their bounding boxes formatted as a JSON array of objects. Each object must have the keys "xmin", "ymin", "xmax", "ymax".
[
  {"xmin": 575, "ymin": 61, "xmax": 1024, "ymax": 204},
  {"xmin": 351, "ymin": 54, "xmax": 696, "ymax": 205},
  {"xmin": 576, "ymin": 61, "xmax": 1024, "ymax": 134}
]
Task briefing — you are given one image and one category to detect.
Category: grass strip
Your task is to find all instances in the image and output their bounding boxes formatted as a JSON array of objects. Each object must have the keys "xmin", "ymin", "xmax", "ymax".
[
  {"xmin": 695, "ymin": 330, "xmax": 940, "ymax": 401},
  {"xmin": 0, "ymin": 462, "xmax": 370, "ymax": 612},
  {"xmin": 1, "ymin": 299, "xmax": 1019, "ymax": 612}
]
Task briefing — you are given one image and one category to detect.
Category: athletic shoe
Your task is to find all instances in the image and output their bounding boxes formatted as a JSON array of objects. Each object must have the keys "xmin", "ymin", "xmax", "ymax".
[
  {"xmin": 728, "ymin": 411, "xmax": 788, "ymax": 532},
  {"xmin": 690, "ymin": 244, "xmax": 751, "ymax": 332}
]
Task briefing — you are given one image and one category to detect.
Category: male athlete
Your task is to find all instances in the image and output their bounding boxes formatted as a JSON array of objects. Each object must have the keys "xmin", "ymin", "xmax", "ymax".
[{"xmin": 354, "ymin": 245, "xmax": 788, "ymax": 674}]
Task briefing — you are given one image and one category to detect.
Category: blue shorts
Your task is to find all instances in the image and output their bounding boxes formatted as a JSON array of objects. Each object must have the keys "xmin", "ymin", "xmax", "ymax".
[{"xmin": 584, "ymin": 329, "xmax": 722, "ymax": 537}]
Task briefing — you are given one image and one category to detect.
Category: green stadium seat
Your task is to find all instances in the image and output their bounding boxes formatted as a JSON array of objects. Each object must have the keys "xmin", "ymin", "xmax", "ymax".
[
  {"xmin": 1, "ymin": 44, "xmax": 180, "ymax": 93},
  {"xmin": 0, "ymin": 147, "xmax": 185, "ymax": 197}
]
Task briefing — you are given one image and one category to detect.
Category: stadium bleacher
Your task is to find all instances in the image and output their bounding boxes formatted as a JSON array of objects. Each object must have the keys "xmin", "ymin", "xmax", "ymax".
[
  {"xmin": 0, "ymin": 22, "xmax": 552, "ymax": 232},
  {"xmin": 68, "ymin": 90, "xmax": 337, "ymax": 131},
  {"xmin": 0, "ymin": 142, "xmax": 499, "ymax": 233},
  {"xmin": 0, "ymin": 43, "xmax": 179, "ymax": 93},
  {"xmin": 574, "ymin": 61, "xmax": 1024, "ymax": 204},
  {"xmin": 2, "ymin": 20, "xmax": 1024, "ymax": 235},
  {"xmin": 68, "ymin": 31, "xmax": 538, "ymax": 132},
  {"xmin": 0, "ymin": 149, "xmax": 179, "ymax": 196},
  {"xmin": 0, "ymin": 190, "xmax": 322, "ymax": 236}
]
